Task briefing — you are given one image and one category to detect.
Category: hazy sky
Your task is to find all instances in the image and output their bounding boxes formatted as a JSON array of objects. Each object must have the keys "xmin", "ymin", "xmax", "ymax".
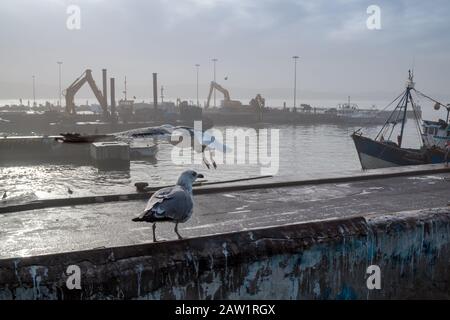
[{"xmin": 1, "ymin": 0, "xmax": 450, "ymax": 104}]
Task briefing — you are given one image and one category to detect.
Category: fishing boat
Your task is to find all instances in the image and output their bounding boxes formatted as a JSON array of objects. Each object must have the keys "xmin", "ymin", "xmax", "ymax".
[{"xmin": 352, "ymin": 71, "xmax": 449, "ymax": 169}]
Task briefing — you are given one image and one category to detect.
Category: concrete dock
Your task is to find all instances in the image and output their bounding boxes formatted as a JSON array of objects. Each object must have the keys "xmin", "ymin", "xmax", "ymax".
[
  {"xmin": 0, "ymin": 164, "xmax": 450, "ymax": 299},
  {"xmin": 0, "ymin": 165, "xmax": 449, "ymax": 259}
]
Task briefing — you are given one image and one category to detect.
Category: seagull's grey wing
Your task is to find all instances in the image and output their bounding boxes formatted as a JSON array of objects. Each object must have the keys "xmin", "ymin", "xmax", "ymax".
[
  {"xmin": 136, "ymin": 186, "xmax": 193, "ymax": 222},
  {"xmin": 159, "ymin": 188, "xmax": 193, "ymax": 222},
  {"xmin": 114, "ymin": 125, "xmax": 175, "ymax": 139},
  {"xmin": 192, "ymin": 128, "xmax": 233, "ymax": 153},
  {"xmin": 142, "ymin": 186, "xmax": 175, "ymax": 213}
]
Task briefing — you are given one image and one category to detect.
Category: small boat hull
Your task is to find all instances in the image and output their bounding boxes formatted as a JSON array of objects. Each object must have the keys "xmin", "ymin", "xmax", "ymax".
[
  {"xmin": 351, "ymin": 133, "xmax": 443, "ymax": 169},
  {"xmin": 57, "ymin": 133, "xmax": 113, "ymax": 143}
]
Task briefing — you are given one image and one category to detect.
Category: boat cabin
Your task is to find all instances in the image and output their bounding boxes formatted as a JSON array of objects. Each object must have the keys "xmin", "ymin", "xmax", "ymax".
[{"xmin": 422, "ymin": 119, "xmax": 450, "ymax": 149}]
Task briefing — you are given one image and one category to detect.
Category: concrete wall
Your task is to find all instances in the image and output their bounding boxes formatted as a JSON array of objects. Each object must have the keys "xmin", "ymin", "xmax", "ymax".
[{"xmin": 1, "ymin": 207, "xmax": 449, "ymax": 300}]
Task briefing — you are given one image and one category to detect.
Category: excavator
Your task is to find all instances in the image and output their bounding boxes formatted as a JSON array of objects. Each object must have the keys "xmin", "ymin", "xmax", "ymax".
[
  {"xmin": 249, "ymin": 94, "xmax": 265, "ymax": 110},
  {"xmin": 64, "ymin": 69, "xmax": 108, "ymax": 116},
  {"xmin": 205, "ymin": 81, "xmax": 242, "ymax": 108}
]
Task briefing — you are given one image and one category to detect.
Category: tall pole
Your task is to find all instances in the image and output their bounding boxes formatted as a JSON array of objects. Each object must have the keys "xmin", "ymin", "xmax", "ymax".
[
  {"xmin": 110, "ymin": 77, "xmax": 116, "ymax": 116},
  {"xmin": 292, "ymin": 56, "xmax": 299, "ymax": 108},
  {"xmin": 212, "ymin": 58, "xmax": 218, "ymax": 107},
  {"xmin": 195, "ymin": 64, "xmax": 200, "ymax": 107},
  {"xmin": 102, "ymin": 69, "xmax": 108, "ymax": 109},
  {"xmin": 32, "ymin": 75, "xmax": 36, "ymax": 107},
  {"xmin": 57, "ymin": 61, "xmax": 63, "ymax": 107},
  {"xmin": 124, "ymin": 76, "xmax": 127, "ymax": 100},
  {"xmin": 153, "ymin": 73, "xmax": 158, "ymax": 109}
]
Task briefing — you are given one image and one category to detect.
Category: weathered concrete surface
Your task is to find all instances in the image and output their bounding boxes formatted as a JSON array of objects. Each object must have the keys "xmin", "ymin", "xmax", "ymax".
[
  {"xmin": 0, "ymin": 173, "xmax": 449, "ymax": 258},
  {"xmin": 1, "ymin": 207, "xmax": 450, "ymax": 299},
  {"xmin": 1, "ymin": 166, "xmax": 449, "ymax": 299},
  {"xmin": 2, "ymin": 163, "xmax": 448, "ymax": 214}
]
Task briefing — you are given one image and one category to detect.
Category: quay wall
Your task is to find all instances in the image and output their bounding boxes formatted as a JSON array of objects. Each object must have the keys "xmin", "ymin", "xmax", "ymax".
[{"xmin": 0, "ymin": 207, "xmax": 449, "ymax": 299}]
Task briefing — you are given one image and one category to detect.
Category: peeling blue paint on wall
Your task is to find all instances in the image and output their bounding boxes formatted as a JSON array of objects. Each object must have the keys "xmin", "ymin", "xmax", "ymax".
[{"xmin": 1, "ymin": 208, "xmax": 450, "ymax": 300}]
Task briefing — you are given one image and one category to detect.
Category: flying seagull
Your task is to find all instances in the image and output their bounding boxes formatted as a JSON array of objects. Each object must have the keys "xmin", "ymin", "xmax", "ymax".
[
  {"xmin": 170, "ymin": 126, "xmax": 217, "ymax": 169},
  {"xmin": 170, "ymin": 126, "xmax": 231, "ymax": 169},
  {"xmin": 1, "ymin": 192, "xmax": 6, "ymax": 200},
  {"xmin": 115, "ymin": 125, "xmax": 232, "ymax": 169},
  {"xmin": 132, "ymin": 170, "xmax": 204, "ymax": 242}
]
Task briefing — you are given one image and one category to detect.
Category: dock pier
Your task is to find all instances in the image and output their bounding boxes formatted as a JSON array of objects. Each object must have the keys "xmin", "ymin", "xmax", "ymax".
[
  {"xmin": 0, "ymin": 164, "xmax": 449, "ymax": 299},
  {"xmin": 0, "ymin": 135, "xmax": 150, "ymax": 169},
  {"xmin": 90, "ymin": 142, "xmax": 130, "ymax": 170}
]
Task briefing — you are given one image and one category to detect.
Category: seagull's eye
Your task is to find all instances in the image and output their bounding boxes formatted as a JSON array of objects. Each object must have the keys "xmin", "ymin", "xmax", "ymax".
[{"xmin": 192, "ymin": 172, "xmax": 197, "ymax": 177}]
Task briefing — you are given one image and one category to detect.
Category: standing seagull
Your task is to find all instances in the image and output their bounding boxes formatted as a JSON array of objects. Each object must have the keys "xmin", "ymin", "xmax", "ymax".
[{"xmin": 132, "ymin": 170, "xmax": 204, "ymax": 242}]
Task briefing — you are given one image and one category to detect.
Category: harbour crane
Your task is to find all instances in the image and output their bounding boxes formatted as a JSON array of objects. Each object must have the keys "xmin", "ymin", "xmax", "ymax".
[
  {"xmin": 250, "ymin": 94, "xmax": 265, "ymax": 121},
  {"xmin": 205, "ymin": 81, "xmax": 242, "ymax": 108},
  {"xmin": 64, "ymin": 69, "xmax": 108, "ymax": 116},
  {"xmin": 250, "ymin": 94, "xmax": 265, "ymax": 110}
]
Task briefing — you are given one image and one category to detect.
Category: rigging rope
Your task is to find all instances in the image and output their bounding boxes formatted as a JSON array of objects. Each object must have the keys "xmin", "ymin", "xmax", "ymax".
[
  {"xmin": 413, "ymin": 88, "xmax": 449, "ymax": 110},
  {"xmin": 376, "ymin": 91, "xmax": 406, "ymax": 141},
  {"xmin": 375, "ymin": 90, "xmax": 407, "ymax": 114},
  {"xmin": 409, "ymin": 91, "xmax": 424, "ymax": 147}
]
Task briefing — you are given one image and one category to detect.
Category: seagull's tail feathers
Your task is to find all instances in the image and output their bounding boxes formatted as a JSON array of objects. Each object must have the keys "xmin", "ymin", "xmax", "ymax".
[
  {"xmin": 132, "ymin": 215, "xmax": 172, "ymax": 222},
  {"xmin": 132, "ymin": 209, "xmax": 150, "ymax": 222},
  {"xmin": 132, "ymin": 209, "xmax": 172, "ymax": 223}
]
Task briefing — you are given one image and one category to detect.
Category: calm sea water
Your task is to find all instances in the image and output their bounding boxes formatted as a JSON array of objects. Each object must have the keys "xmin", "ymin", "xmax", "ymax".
[{"xmin": 0, "ymin": 121, "xmax": 424, "ymax": 205}]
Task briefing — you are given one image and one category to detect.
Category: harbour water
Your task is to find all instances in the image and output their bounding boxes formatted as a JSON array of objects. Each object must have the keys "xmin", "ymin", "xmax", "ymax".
[{"xmin": 0, "ymin": 121, "xmax": 423, "ymax": 205}]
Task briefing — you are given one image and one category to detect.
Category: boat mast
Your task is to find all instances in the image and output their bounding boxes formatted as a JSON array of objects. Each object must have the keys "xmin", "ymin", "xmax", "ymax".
[{"xmin": 398, "ymin": 70, "xmax": 414, "ymax": 147}]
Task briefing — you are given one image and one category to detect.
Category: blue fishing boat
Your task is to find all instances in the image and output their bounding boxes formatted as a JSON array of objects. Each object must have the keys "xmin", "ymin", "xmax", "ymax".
[{"xmin": 352, "ymin": 71, "xmax": 449, "ymax": 169}]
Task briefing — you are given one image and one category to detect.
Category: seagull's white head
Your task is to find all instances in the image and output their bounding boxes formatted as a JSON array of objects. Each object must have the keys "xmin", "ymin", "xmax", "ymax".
[{"xmin": 177, "ymin": 170, "xmax": 204, "ymax": 192}]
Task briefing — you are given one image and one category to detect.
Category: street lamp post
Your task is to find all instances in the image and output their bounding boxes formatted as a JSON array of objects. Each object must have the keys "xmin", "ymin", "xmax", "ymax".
[
  {"xmin": 57, "ymin": 61, "xmax": 63, "ymax": 108},
  {"xmin": 32, "ymin": 75, "xmax": 36, "ymax": 107},
  {"xmin": 292, "ymin": 56, "xmax": 299, "ymax": 109},
  {"xmin": 195, "ymin": 64, "xmax": 200, "ymax": 107},
  {"xmin": 212, "ymin": 58, "xmax": 218, "ymax": 107}
]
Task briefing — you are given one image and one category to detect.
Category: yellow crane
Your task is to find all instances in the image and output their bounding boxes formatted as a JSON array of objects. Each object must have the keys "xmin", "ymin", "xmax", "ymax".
[
  {"xmin": 64, "ymin": 69, "xmax": 108, "ymax": 116},
  {"xmin": 205, "ymin": 81, "xmax": 242, "ymax": 108}
]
